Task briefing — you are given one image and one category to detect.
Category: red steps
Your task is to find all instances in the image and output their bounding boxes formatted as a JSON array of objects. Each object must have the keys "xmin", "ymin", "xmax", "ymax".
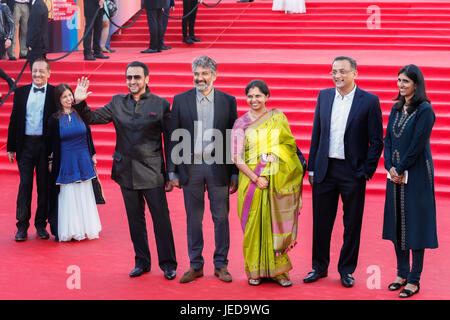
[
  {"xmin": 1, "ymin": 1, "xmax": 450, "ymax": 196},
  {"xmin": 111, "ymin": 1, "xmax": 450, "ymax": 50}
]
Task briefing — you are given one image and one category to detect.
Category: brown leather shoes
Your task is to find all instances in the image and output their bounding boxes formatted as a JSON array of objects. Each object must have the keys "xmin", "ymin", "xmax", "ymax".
[
  {"xmin": 179, "ymin": 268, "xmax": 203, "ymax": 283},
  {"xmin": 214, "ymin": 267, "xmax": 232, "ymax": 282}
]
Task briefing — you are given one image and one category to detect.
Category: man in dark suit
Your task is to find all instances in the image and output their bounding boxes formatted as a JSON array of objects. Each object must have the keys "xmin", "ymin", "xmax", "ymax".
[
  {"xmin": 169, "ymin": 55, "xmax": 238, "ymax": 283},
  {"xmin": 83, "ymin": 0, "xmax": 109, "ymax": 60},
  {"xmin": 181, "ymin": 0, "xmax": 200, "ymax": 44},
  {"xmin": 304, "ymin": 56, "xmax": 383, "ymax": 287},
  {"xmin": 72, "ymin": 61, "xmax": 177, "ymax": 280},
  {"xmin": 141, "ymin": 0, "xmax": 165, "ymax": 53},
  {"xmin": 26, "ymin": 0, "xmax": 48, "ymax": 69},
  {"xmin": 7, "ymin": 57, "xmax": 56, "ymax": 241}
]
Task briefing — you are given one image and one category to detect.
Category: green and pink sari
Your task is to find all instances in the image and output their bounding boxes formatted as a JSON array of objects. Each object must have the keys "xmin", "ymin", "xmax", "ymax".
[{"xmin": 232, "ymin": 109, "xmax": 303, "ymax": 279}]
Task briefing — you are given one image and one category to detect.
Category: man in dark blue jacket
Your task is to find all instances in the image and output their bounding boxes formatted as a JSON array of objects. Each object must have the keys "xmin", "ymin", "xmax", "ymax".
[{"xmin": 303, "ymin": 56, "xmax": 383, "ymax": 288}]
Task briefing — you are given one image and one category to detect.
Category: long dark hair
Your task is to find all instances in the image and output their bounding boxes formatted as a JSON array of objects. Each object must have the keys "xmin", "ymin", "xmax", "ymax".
[
  {"xmin": 393, "ymin": 64, "xmax": 430, "ymax": 113},
  {"xmin": 53, "ymin": 83, "xmax": 76, "ymax": 119}
]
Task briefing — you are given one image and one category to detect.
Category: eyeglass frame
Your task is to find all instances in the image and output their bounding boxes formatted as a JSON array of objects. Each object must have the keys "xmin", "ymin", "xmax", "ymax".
[{"xmin": 329, "ymin": 69, "xmax": 356, "ymax": 76}]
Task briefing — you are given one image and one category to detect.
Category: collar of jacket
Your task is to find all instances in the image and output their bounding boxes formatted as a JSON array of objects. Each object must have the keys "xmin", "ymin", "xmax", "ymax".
[{"xmin": 129, "ymin": 86, "xmax": 151, "ymax": 102}]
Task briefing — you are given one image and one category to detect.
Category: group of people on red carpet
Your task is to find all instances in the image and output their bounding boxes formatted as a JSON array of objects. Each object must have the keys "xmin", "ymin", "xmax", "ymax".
[{"xmin": 5, "ymin": 54, "xmax": 437, "ymax": 299}]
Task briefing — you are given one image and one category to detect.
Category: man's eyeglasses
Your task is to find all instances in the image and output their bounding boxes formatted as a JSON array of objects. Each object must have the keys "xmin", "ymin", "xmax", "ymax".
[
  {"xmin": 126, "ymin": 75, "xmax": 143, "ymax": 80},
  {"xmin": 330, "ymin": 70, "xmax": 354, "ymax": 76}
]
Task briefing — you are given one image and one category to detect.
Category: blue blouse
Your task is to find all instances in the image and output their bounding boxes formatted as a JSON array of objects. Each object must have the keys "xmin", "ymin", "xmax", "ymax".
[{"xmin": 56, "ymin": 113, "xmax": 96, "ymax": 185}]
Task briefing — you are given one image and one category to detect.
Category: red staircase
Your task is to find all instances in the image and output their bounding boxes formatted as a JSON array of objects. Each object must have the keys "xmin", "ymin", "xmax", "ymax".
[
  {"xmin": 114, "ymin": 1, "xmax": 450, "ymax": 50},
  {"xmin": 1, "ymin": 0, "xmax": 449, "ymax": 196}
]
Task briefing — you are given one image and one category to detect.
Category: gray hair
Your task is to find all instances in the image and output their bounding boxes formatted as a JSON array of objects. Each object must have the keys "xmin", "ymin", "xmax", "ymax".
[
  {"xmin": 333, "ymin": 56, "xmax": 357, "ymax": 70},
  {"xmin": 192, "ymin": 56, "xmax": 217, "ymax": 73}
]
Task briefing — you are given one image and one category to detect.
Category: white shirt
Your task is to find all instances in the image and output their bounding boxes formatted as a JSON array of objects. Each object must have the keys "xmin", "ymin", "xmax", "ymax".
[
  {"xmin": 328, "ymin": 85, "xmax": 356, "ymax": 159},
  {"xmin": 309, "ymin": 85, "xmax": 356, "ymax": 177},
  {"xmin": 25, "ymin": 84, "xmax": 47, "ymax": 136}
]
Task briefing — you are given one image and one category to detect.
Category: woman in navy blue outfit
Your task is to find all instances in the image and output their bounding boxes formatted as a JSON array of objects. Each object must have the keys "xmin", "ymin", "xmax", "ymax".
[
  {"xmin": 383, "ymin": 65, "xmax": 438, "ymax": 298},
  {"xmin": 46, "ymin": 83, "xmax": 101, "ymax": 241}
]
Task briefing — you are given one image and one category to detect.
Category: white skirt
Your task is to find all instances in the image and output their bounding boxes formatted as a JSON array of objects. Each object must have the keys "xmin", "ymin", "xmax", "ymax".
[
  {"xmin": 272, "ymin": 0, "xmax": 306, "ymax": 14},
  {"xmin": 58, "ymin": 180, "xmax": 102, "ymax": 242}
]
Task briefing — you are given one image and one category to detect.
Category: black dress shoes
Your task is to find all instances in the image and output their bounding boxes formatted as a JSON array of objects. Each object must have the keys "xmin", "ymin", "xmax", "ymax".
[
  {"xmin": 37, "ymin": 228, "xmax": 50, "ymax": 239},
  {"xmin": 15, "ymin": 229, "xmax": 27, "ymax": 241},
  {"xmin": 164, "ymin": 269, "xmax": 176, "ymax": 280},
  {"xmin": 303, "ymin": 270, "xmax": 328, "ymax": 283},
  {"xmin": 190, "ymin": 36, "xmax": 201, "ymax": 42},
  {"xmin": 182, "ymin": 37, "xmax": 194, "ymax": 44},
  {"xmin": 129, "ymin": 266, "xmax": 150, "ymax": 278},
  {"xmin": 140, "ymin": 48, "xmax": 161, "ymax": 53},
  {"xmin": 84, "ymin": 55, "xmax": 96, "ymax": 61},
  {"xmin": 94, "ymin": 52, "xmax": 109, "ymax": 59},
  {"xmin": 161, "ymin": 45, "xmax": 172, "ymax": 50},
  {"xmin": 341, "ymin": 274, "xmax": 355, "ymax": 288}
]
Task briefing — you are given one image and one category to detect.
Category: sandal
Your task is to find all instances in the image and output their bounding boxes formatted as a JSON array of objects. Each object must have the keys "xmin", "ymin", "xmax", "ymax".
[
  {"xmin": 388, "ymin": 278, "xmax": 406, "ymax": 291},
  {"xmin": 399, "ymin": 283, "xmax": 420, "ymax": 298},
  {"xmin": 272, "ymin": 273, "xmax": 292, "ymax": 287},
  {"xmin": 248, "ymin": 278, "xmax": 261, "ymax": 286}
]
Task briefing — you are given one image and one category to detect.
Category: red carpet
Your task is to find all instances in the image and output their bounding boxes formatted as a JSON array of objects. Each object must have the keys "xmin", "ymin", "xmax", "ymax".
[
  {"xmin": 0, "ymin": 173, "xmax": 449, "ymax": 300},
  {"xmin": 0, "ymin": 0, "xmax": 449, "ymax": 300}
]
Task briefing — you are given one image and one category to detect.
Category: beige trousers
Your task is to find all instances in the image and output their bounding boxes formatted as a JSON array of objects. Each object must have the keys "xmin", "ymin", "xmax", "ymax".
[{"xmin": 8, "ymin": 2, "xmax": 30, "ymax": 58}]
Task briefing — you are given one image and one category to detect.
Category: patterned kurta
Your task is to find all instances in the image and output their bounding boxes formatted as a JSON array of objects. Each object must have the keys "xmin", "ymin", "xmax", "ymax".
[{"xmin": 383, "ymin": 102, "xmax": 438, "ymax": 250}]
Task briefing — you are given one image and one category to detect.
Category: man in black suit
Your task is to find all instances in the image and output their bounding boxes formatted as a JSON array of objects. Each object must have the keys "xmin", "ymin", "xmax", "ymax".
[
  {"xmin": 303, "ymin": 56, "xmax": 383, "ymax": 287},
  {"xmin": 26, "ymin": 0, "xmax": 48, "ymax": 69},
  {"xmin": 7, "ymin": 58, "xmax": 56, "ymax": 241},
  {"xmin": 72, "ymin": 61, "xmax": 177, "ymax": 280},
  {"xmin": 141, "ymin": 0, "xmax": 165, "ymax": 53},
  {"xmin": 181, "ymin": 0, "xmax": 200, "ymax": 44},
  {"xmin": 169, "ymin": 55, "xmax": 238, "ymax": 283},
  {"xmin": 83, "ymin": 0, "xmax": 109, "ymax": 60}
]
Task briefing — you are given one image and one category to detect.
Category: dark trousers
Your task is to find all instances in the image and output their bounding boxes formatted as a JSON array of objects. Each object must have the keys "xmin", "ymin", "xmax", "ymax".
[
  {"xmin": 395, "ymin": 246, "xmax": 425, "ymax": 285},
  {"xmin": 120, "ymin": 186, "xmax": 177, "ymax": 272},
  {"xmin": 182, "ymin": 164, "xmax": 230, "ymax": 270},
  {"xmin": 146, "ymin": 8, "xmax": 163, "ymax": 50},
  {"xmin": 162, "ymin": 6, "xmax": 170, "ymax": 45},
  {"xmin": 312, "ymin": 158, "xmax": 367, "ymax": 276},
  {"xmin": 182, "ymin": 0, "xmax": 198, "ymax": 37},
  {"xmin": 16, "ymin": 136, "xmax": 49, "ymax": 231},
  {"xmin": 83, "ymin": 8, "xmax": 103, "ymax": 56},
  {"xmin": 0, "ymin": 41, "xmax": 5, "ymax": 59}
]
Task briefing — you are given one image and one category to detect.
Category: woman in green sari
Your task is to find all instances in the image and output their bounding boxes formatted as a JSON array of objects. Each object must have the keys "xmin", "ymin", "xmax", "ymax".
[{"xmin": 231, "ymin": 80, "xmax": 304, "ymax": 287}]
